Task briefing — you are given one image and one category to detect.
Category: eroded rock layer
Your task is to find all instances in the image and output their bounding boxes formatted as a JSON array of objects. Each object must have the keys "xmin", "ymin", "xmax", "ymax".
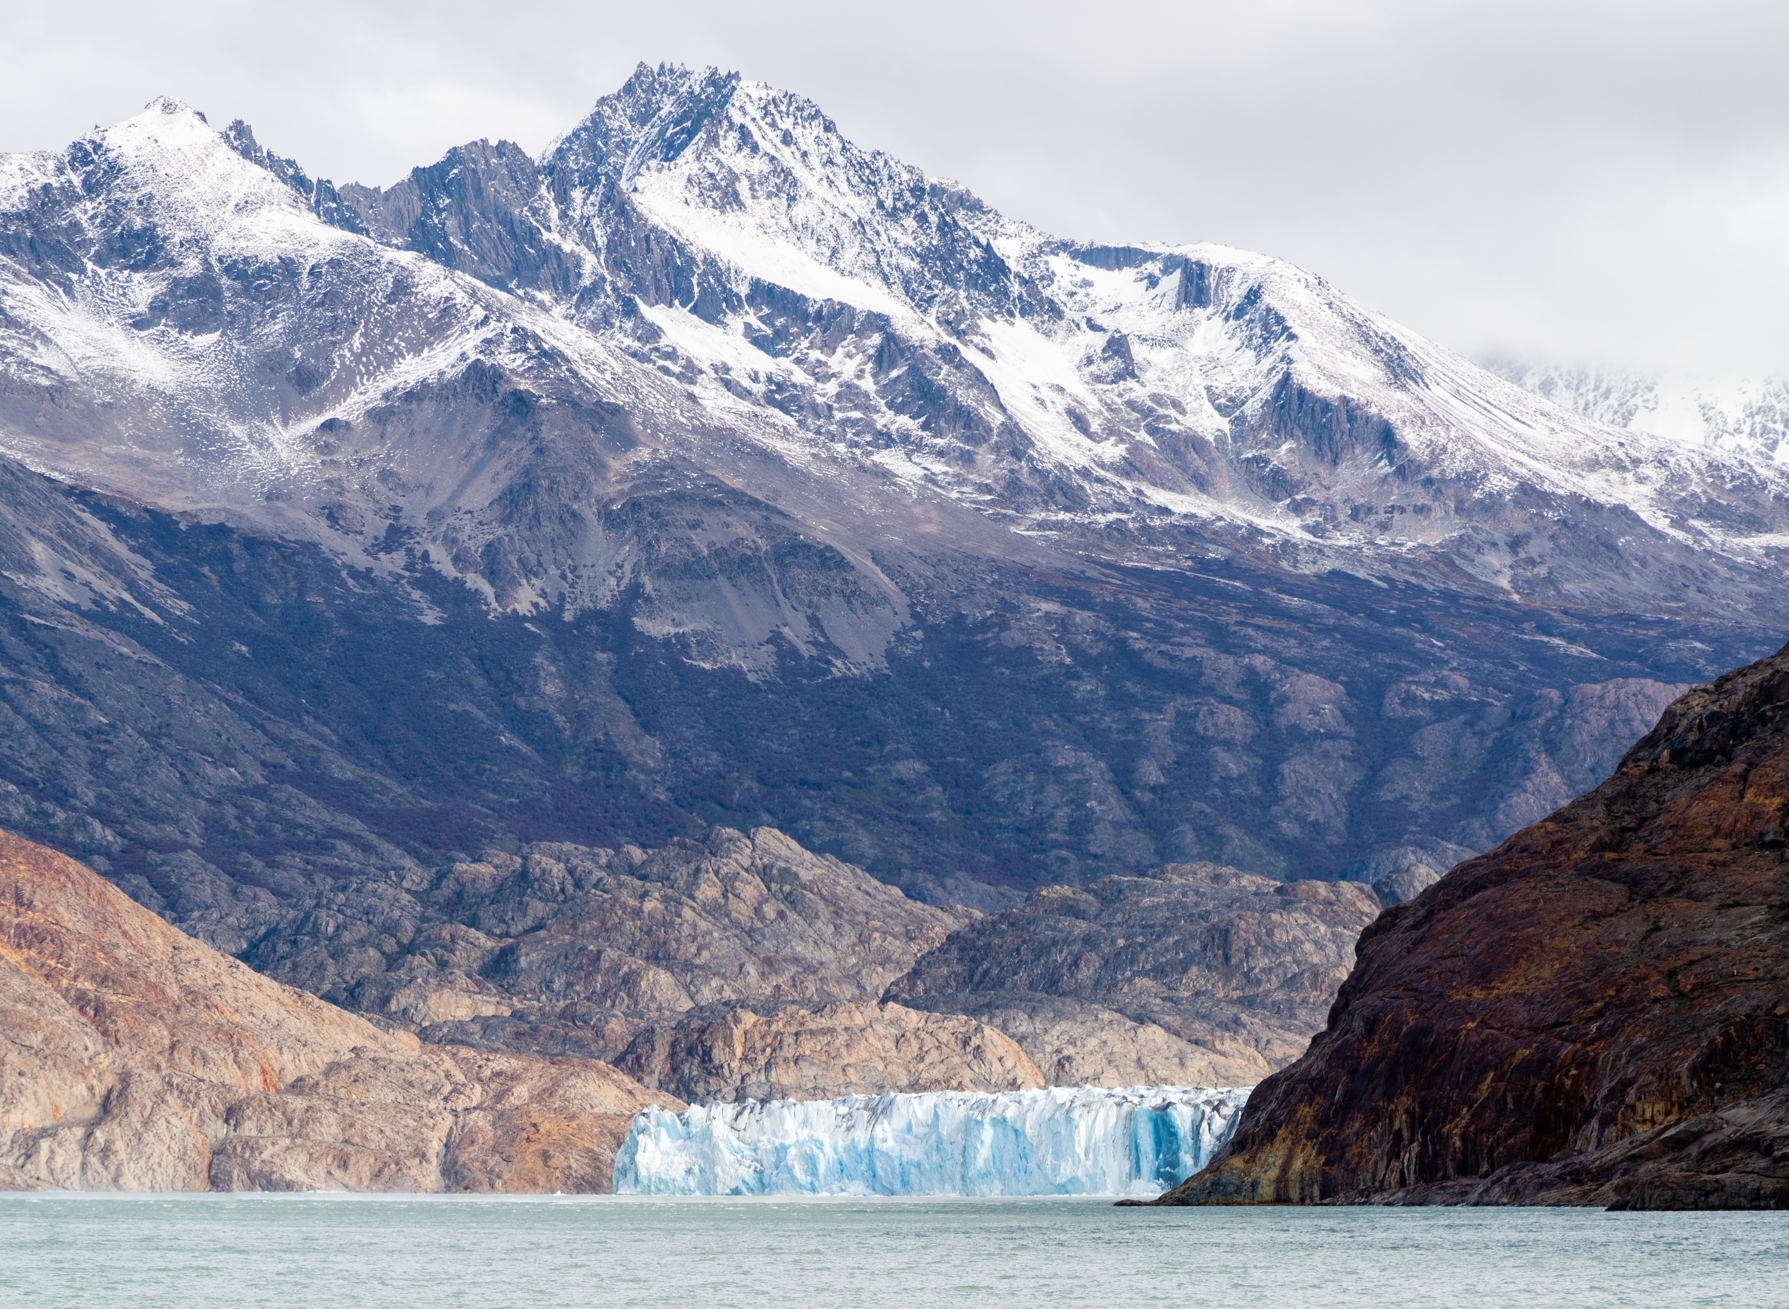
[
  {"xmin": 0, "ymin": 829, "xmax": 679, "ymax": 1192},
  {"xmin": 1159, "ymin": 648, "xmax": 1789, "ymax": 1209}
]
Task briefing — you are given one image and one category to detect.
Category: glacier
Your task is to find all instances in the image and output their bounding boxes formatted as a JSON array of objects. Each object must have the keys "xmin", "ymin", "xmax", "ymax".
[{"xmin": 612, "ymin": 1085, "xmax": 1251, "ymax": 1198}]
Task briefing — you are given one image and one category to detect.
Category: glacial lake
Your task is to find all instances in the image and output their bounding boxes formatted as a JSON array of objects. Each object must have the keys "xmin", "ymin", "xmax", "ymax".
[{"xmin": 2, "ymin": 1193, "xmax": 1784, "ymax": 1307}]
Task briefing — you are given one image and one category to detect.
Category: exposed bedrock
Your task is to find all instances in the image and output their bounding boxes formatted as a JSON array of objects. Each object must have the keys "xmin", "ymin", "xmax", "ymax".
[
  {"xmin": 2, "ymin": 76, "xmax": 1783, "ymax": 929},
  {"xmin": 242, "ymin": 826, "xmax": 966, "ymax": 1062},
  {"xmin": 0, "ymin": 829, "xmax": 679, "ymax": 1192},
  {"xmin": 0, "ymin": 453, "xmax": 1744, "ymax": 934},
  {"xmin": 1159, "ymin": 645, "xmax": 1789, "ymax": 1209},
  {"xmin": 613, "ymin": 1000, "xmax": 1044, "ymax": 1104},
  {"xmin": 885, "ymin": 864, "xmax": 1384, "ymax": 1088},
  {"xmin": 226, "ymin": 821, "xmax": 1404, "ymax": 1100}
]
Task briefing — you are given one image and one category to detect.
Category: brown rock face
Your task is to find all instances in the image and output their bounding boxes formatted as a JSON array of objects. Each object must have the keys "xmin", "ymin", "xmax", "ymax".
[
  {"xmin": 885, "ymin": 865, "xmax": 1382, "ymax": 1086},
  {"xmin": 614, "ymin": 1001, "xmax": 1045, "ymax": 1103},
  {"xmin": 0, "ymin": 830, "xmax": 679, "ymax": 1192},
  {"xmin": 1160, "ymin": 648, "xmax": 1789, "ymax": 1209}
]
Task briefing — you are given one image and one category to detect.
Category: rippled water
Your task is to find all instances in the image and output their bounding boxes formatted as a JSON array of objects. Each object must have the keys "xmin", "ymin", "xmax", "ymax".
[{"xmin": 2, "ymin": 1193, "xmax": 1784, "ymax": 1307}]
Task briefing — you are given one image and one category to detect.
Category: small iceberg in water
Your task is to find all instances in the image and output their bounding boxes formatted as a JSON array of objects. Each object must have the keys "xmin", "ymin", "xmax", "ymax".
[{"xmin": 613, "ymin": 1085, "xmax": 1250, "ymax": 1197}]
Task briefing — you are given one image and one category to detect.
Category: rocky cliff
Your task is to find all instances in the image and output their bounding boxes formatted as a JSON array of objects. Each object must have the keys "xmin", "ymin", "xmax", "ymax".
[
  {"xmin": 1158, "ymin": 647, "xmax": 1789, "ymax": 1209},
  {"xmin": 887, "ymin": 865, "xmax": 1385, "ymax": 1086},
  {"xmin": 0, "ymin": 828, "xmax": 679, "ymax": 1191}
]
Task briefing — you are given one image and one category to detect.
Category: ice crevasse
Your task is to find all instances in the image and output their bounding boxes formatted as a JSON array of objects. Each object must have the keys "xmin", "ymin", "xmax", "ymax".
[{"xmin": 613, "ymin": 1085, "xmax": 1251, "ymax": 1197}]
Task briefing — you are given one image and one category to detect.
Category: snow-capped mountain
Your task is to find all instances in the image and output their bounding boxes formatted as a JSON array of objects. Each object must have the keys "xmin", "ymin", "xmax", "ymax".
[
  {"xmin": 0, "ymin": 67, "xmax": 1780, "ymax": 920},
  {"xmin": 332, "ymin": 64, "xmax": 1789, "ymax": 625},
  {"xmin": 4, "ymin": 69, "xmax": 1785, "ymax": 649}
]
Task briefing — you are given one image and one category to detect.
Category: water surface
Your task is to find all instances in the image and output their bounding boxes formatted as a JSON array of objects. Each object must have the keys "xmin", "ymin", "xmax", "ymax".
[{"xmin": 2, "ymin": 1192, "xmax": 1782, "ymax": 1308}]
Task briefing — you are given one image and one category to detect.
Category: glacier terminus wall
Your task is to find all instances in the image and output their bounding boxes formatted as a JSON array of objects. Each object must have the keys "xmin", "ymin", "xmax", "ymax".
[{"xmin": 612, "ymin": 1086, "xmax": 1251, "ymax": 1197}]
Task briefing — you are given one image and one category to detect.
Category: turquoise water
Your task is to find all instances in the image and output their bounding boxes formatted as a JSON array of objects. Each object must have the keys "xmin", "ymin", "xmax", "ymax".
[{"xmin": 2, "ymin": 1193, "xmax": 1784, "ymax": 1307}]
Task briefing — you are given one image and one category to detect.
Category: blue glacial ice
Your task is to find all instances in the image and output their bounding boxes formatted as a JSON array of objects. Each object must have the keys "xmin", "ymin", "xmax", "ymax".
[{"xmin": 612, "ymin": 1085, "xmax": 1251, "ymax": 1197}]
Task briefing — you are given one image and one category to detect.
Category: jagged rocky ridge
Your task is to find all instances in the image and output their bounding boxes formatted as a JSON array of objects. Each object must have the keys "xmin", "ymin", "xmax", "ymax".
[
  {"xmin": 0, "ymin": 828, "xmax": 678, "ymax": 1191},
  {"xmin": 0, "ymin": 69, "xmax": 1780, "ymax": 947},
  {"xmin": 1157, "ymin": 646, "xmax": 1789, "ymax": 1209}
]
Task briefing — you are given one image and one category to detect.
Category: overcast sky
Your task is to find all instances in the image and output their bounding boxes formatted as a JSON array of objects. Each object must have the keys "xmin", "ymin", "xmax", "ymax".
[{"xmin": 3, "ymin": 0, "xmax": 1784, "ymax": 376}]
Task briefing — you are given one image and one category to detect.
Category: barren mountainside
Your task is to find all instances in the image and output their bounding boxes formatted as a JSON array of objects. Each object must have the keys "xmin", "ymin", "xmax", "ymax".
[
  {"xmin": 214, "ymin": 822, "xmax": 1378, "ymax": 1097},
  {"xmin": 887, "ymin": 864, "xmax": 1386, "ymax": 1085},
  {"xmin": 239, "ymin": 825, "xmax": 967, "ymax": 1059},
  {"xmin": 0, "ymin": 68, "xmax": 1782, "ymax": 1013}
]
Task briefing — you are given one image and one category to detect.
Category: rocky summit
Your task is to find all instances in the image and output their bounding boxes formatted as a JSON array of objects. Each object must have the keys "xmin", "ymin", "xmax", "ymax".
[
  {"xmin": 0, "ymin": 829, "xmax": 678, "ymax": 1192},
  {"xmin": 1157, "ymin": 645, "xmax": 1789, "ymax": 1210}
]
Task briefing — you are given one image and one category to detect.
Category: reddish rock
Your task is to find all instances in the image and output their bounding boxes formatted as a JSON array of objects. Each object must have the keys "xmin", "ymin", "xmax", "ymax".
[
  {"xmin": 0, "ymin": 830, "xmax": 679, "ymax": 1191},
  {"xmin": 1159, "ymin": 647, "xmax": 1789, "ymax": 1209}
]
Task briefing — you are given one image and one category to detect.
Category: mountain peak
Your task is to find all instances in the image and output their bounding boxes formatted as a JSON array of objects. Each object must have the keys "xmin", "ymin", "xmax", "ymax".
[
  {"xmin": 2, "ymin": 67, "xmax": 1788, "ymax": 952},
  {"xmin": 99, "ymin": 96, "xmax": 226, "ymax": 158},
  {"xmin": 138, "ymin": 94, "xmax": 206, "ymax": 122},
  {"xmin": 542, "ymin": 62, "xmax": 740, "ymax": 183}
]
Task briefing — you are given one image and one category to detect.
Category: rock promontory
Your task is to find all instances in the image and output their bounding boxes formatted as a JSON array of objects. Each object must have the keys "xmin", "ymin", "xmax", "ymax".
[
  {"xmin": 0, "ymin": 829, "xmax": 679, "ymax": 1192},
  {"xmin": 1158, "ymin": 647, "xmax": 1789, "ymax": 1209}
]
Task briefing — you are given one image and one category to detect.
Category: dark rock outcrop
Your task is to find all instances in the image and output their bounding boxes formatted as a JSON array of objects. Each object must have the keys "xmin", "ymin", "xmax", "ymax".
[
  {"xmin": 0, "ymin": 829, "xmax": 679, "ymax": 1192},
  {"xmin": 1159, "ymin": 646, "xmax": 1789, "ymax": 1208},
  {"xmin": 886, "ymin": 865, "xmax": 1383, "ymax": 1086}
]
